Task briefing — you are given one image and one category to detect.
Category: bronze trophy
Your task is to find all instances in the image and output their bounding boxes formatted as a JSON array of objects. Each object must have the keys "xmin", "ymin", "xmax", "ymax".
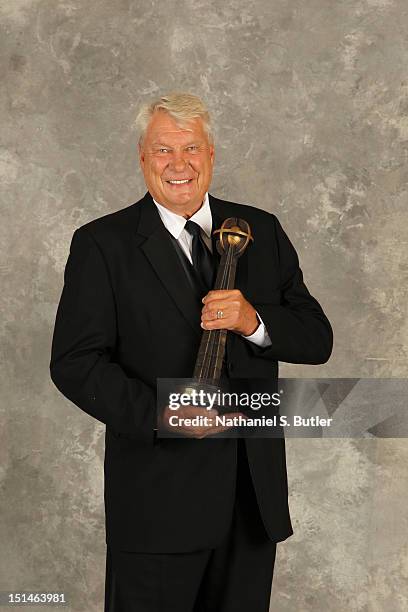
[
  {"xmin": 158, "ymin": 217, "xmax": 254, "ymax": 436},
  {"xmin": 182, "ymin": 217, "xmax": 253, "ymax": 415}
]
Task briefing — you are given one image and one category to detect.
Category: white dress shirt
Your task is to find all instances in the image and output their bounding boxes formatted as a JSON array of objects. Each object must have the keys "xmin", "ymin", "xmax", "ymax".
[{"xmin": 153, "ymin": 193, "xmax": 272, "ymax": 348}]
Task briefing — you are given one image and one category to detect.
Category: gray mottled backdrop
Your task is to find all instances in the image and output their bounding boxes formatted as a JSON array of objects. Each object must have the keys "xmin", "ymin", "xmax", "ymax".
[{"xmin": 1, "ymin": 1, "xmax": 407, "ymax": 610}]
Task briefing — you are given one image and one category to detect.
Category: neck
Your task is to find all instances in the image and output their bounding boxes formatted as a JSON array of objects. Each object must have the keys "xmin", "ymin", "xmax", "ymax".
[{"xmin": 159, "ymin": 199, "xmax": 204, "ymax": 219}]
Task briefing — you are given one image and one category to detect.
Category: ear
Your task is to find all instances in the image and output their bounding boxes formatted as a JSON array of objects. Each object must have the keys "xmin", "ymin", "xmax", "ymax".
[
  {"xmin": 138, "ymin": 142, "xmax": 145, "ymax": 169},
  {"xmin": 209, "ymin": 143, "xmax": 215, "ymax": 165}
]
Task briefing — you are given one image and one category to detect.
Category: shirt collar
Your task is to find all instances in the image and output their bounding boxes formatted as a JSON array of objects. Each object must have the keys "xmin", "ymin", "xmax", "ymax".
[{"xmin": 153, "ymin": 192, "xmax": 212, "ymax": 240}]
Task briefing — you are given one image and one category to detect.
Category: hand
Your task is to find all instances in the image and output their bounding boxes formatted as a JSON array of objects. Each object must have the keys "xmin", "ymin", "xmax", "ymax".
[
  {"xmin": 201, "ymin": 289, "xmax": 259, "ymax": 336},
  {"xmin": 159, "ymin": 404, "xmax": 246, "ymax": 439}
]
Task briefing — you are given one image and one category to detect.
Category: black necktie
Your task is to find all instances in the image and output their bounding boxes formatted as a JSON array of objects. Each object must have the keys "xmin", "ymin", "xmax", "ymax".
[{"xmin": 184, "ymin": 220, "xmax": 215, "ymax": 291}]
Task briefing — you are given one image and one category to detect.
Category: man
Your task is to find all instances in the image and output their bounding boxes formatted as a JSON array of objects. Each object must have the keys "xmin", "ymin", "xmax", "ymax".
[{"xmin": 50, "ymin": 92, "xmax": 333, "ymax": 611}]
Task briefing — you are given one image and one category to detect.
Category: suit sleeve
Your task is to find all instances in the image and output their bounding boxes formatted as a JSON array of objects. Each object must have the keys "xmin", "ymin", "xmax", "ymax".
[
  {"xmin": 250, "ymin": 215, "xmax": 333, "ymax": 365},
  {"xmin": 50, "ymin": 227, "xmax": 156, "ymax": 442}
]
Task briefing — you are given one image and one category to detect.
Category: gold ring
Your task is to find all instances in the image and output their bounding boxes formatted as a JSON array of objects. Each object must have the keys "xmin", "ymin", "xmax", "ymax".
[{"xmin": 216, "ymin": 310, "xmax": 223, "ymax": 319}]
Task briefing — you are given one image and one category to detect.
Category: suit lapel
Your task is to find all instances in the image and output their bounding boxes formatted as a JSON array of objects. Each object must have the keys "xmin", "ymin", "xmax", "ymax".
[
  {"xmin": 136, "ymin": 193, "xmax": 202, "ymax": 336},
  {"xmin": 134, "ymin": 193, "xmax": 252, "ymax": 339}
]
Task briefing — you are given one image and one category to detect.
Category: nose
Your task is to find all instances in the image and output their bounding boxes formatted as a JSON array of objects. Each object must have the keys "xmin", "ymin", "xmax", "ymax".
[{"xmin": 169, "ymin": 150, "xmax": 189, "ymax": 173}]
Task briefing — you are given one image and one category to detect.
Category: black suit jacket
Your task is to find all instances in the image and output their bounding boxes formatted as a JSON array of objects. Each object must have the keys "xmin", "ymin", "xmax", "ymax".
[{"xmin": 50, "ymin": 191, "xmax": 333, "ymax": 552}]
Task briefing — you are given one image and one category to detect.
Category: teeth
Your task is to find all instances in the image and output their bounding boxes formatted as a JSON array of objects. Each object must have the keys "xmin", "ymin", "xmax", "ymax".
[{"xmin": 168, "ymin": 179, "xmax": 190, "ymax": 184}]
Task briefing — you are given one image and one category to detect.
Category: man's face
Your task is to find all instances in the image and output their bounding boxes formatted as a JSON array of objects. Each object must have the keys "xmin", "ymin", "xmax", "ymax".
[{"xmin": 139, "ymin": 111, "xmax": 215, "ymax": 217}]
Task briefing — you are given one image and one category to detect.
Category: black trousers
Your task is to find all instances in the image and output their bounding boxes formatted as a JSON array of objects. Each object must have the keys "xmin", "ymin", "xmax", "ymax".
[{"xmin": 104, "ymin": 440, "xmax": 277, "ymax": 612}]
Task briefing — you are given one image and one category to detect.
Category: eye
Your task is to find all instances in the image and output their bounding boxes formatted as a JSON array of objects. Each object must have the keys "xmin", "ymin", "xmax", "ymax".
[
  {"xmin": 186, "ymin": 145, "xmax": 198, "ymax": 151},
  {"xmin": 159, "ymin": 148, "xmax": 170, "ymax": 153}
]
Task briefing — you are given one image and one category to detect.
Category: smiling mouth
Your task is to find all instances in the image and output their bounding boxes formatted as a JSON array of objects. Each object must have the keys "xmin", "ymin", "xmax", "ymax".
[{"xmin": 165, "ymin": 179, "xmax": 194, "ymax": 185}]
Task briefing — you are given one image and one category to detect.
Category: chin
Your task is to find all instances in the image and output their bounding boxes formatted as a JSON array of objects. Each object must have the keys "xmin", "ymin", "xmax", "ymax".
[{"xmin": 170, "ymin": 192, "xmax": 197, "ymax": 205}]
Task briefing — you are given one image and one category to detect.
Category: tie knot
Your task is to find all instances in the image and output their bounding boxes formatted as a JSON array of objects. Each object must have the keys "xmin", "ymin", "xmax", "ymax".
[{"xmin": 184, "ymin": 220, "xmax": 202, "ymax": 237}]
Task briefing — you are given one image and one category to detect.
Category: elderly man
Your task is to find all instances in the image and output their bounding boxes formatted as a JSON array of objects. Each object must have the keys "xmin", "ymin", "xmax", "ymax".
[{"xmin": 50, "ymin": 92, "xmax": 332, "ymax": 611}]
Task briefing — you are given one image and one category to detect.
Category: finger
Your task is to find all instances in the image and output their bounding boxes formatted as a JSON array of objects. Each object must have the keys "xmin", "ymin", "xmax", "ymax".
[
  {"xmin": 175, "ymin": 423, "xmax": 226, "ymax": 438},
  {"xmin": 202, "ymin": 289, "xmax": 241, "ymax": 304},
  {"xmin": 172, "ymin": 412, "xmax": 239, "ymax": 437},
  {"xmin": 195, "ymin": 424, "xmax": 237, "ymax": 439},
  {"xmin": 168, "ymin": 423, "xmax": 217, "ymax": 437},
  {"xmin": 201, "ymin": 318, "xmax": 232, "ymax": 330},
  {"xmin": 179, "ymin": 414, "xmax": 242, "ymax": 436},
  {"xmin": 177, "ymin": 414, "xmax": 245, "ymax": 438},
  {"xmin": 201, "ymin": 308, "xmax": 230, "ymax": 322},
  {"xmin": 201, "ymin": 300, "xmax": 230, "ymax": 315},
  {"xmin": 177, "ymin": 406, "xmax": 219, "ymax": 417}
]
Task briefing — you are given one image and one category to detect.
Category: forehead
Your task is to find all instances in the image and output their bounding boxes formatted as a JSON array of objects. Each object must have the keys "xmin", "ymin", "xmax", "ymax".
[{"xmin": 145, "ymin": 111, "xmax": 208, "ymax": 144}]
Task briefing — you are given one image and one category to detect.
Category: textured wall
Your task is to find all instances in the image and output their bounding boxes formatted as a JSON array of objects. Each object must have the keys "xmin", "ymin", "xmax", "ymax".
[{"xmin": 1, "ymin": 1, "xmax": 407, "ymax": 610}]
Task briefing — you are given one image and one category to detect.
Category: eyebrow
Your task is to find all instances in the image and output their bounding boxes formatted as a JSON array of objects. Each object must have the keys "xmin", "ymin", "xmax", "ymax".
[{"xmin": 151, "ymin": 141, "xmax": 203, "ymax": 147}]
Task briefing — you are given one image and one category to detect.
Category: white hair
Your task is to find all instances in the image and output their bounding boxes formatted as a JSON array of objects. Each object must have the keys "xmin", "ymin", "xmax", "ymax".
[{"xmin": 135, "ymin": 91, "xmax": 213, "ymax": 145}]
